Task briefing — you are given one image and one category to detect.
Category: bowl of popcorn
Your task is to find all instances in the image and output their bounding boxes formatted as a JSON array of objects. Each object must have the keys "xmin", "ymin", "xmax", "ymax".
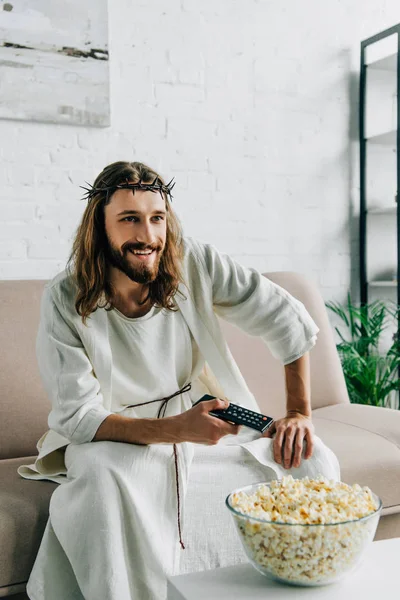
[{"xmin": 225, "ymin": 475, "xmax": 382, "ymax": 587}]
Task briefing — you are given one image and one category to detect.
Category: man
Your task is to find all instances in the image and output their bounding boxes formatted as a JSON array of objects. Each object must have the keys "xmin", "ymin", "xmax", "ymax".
[{"xmin": 21, "ymin": 161, "xmax": 340, "ymax": 600}]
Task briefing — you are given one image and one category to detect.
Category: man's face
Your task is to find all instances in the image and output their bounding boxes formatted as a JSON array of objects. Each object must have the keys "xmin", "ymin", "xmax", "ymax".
[{"xmin": 104, "ymin": 187, "xmax": 167, "ymax": 284}]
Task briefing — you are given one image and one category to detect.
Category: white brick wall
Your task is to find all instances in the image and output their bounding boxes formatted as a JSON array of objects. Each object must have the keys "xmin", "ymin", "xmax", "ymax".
[{"xmin": 0, "ymin": 0, "xmax": 399, "ymax": 303}]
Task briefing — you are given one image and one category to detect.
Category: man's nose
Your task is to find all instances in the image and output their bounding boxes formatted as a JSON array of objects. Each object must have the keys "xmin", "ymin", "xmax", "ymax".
[{"xmin": 135, "ymin": 221, "xmax": 155, "ymax": 245}]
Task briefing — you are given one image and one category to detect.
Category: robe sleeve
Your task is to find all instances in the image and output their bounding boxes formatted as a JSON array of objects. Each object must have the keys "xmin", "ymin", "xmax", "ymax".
[
  {"xmin": 36, "ymin": 286, "xmax": 112, "ymax": 444},
  {"xmin": 198, "ymin": 242, "xmax": 319, "ymax": 365}
]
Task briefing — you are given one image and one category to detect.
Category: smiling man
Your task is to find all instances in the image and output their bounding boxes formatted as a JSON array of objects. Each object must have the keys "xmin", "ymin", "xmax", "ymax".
[
  {"xmin": 105, "ymin": 189, "xmax": 166, "ymax": 297},
  {"xmin": 23, "ymin": 161, "xmax": 340, "ymax": 600}
]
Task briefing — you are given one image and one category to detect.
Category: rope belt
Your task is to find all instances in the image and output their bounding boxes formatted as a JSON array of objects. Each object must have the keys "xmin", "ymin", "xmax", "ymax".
[{"xmin": 125, "ymin": 382, "xmax": 192, "ymax": 550}]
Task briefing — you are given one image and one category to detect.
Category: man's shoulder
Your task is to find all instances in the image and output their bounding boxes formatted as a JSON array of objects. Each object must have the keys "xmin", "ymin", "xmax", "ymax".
[
  {"xmin": 182, "ymin": 236, "xmax": 201, "ymax": 255},
  {"xmin": 43, "ymin": 269, "xmax": 78, "ymax": 309},
  {"xmin": 46, "ymin": 269, "xmax": 69, "ymax": 288},
  {"xmin": 182, "ymin": 236, "xmax": 218, "ymax": 267},
  {"xmin": 182, "ymin": 236, "xmax": 229, "ymax": 278}
]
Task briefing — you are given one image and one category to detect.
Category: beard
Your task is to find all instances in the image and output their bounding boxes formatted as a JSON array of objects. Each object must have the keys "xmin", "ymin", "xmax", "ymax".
[{"xmin": 106, "ymin": 237, "xmax": 164, "ymax": 284}]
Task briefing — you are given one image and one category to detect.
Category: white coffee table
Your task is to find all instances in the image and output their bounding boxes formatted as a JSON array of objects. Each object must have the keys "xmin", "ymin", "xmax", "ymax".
[{"xmin": 167, "ymin": 537, "xmax": 399, "ymax": 599}]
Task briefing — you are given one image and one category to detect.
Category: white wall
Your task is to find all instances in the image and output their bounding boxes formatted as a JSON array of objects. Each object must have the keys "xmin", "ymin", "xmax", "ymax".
[{"xmin": 0, "ymin": 0, "xmax": 399, "ymax": 303}]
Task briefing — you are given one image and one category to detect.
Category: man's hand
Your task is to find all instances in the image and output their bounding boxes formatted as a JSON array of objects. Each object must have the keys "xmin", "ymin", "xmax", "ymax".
[
  {"xmin": 176, "ymin": 398, "xmax": 241, "ymax": 445},
  {"xmin": 262, "ymin": 413, "xmax": 314, "ymax": 469}
]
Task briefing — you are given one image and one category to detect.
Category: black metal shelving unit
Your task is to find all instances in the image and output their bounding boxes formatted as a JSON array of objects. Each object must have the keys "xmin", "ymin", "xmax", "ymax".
[
  {"xmin": 360, "ymin": 24, "xmax": 400, "ymax": 307},
  {"xmin": 359, "ymin": 25, "xmax": 400, "ymax": 410}
]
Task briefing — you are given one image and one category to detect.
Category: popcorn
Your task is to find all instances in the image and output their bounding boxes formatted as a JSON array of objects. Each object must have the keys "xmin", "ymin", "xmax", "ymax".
[
  {"xmin": 228, "ymin": 476, "xmax": 381, "ymax": 585},
  {"xmin": 231, "ymin": 476, "xmax": 378, "ymax": 525}
]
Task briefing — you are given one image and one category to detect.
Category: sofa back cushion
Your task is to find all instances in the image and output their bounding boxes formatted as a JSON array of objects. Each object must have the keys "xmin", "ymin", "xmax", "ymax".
[{"xmin": 0, "ymin": 280, "xmax": 49, "ymax": 459}]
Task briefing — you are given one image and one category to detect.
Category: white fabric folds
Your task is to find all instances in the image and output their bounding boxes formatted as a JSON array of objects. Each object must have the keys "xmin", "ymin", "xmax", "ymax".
[{"xmin": 27, "ymin": 436, "xmax": 340, "ymax": 600}]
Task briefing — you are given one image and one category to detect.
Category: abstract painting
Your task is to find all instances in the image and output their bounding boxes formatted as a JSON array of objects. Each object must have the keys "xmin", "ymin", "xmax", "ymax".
[{"xmin": 0, "ymin": 0, "xmax": 109, "ymax": 126}]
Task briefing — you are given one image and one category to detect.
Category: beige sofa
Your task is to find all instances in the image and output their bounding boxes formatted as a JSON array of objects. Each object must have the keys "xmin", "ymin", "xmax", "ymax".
[{"xmin": 1, "ymin": 273, "xmax": 400, "ymax": 598}]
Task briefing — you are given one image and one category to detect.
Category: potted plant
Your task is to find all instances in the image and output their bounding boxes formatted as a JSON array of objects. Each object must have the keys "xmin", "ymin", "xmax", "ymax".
[{"xmin": 326, "ymin": 295, "xmax": 400, "ymax": 408}]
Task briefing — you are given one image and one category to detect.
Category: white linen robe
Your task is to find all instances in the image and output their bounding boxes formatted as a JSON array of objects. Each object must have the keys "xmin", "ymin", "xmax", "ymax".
[{"xmin": 19, "ymin": 237, "xmax": 340, "ymax": 599}]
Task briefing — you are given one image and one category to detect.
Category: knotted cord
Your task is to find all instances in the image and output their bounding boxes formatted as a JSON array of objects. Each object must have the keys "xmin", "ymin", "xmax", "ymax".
[{"xmin": 125, "ymin": 382, "xmax": 192, "ymax": 549}]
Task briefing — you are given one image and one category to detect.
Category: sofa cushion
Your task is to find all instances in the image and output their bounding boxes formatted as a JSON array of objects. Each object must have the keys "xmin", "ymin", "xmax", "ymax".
[
  {"xmin": 0, "ymin": 280, "xmax": 50, "ymax": 460},
  {"xmin": 0, "ymin": 457, "xmax": 57, "ymax": 589},
  {"xmin": 313, "ymin": 403, "xmax": 400, "ymax": 512}
]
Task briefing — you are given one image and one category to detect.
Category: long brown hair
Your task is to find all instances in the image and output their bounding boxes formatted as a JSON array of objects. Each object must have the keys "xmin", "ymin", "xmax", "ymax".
[{"xmin": 67, "ymin": 161, "xmax": 185, "ymax": 323}]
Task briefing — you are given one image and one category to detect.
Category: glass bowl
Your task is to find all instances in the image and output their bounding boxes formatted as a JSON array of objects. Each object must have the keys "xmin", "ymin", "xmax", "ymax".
[{"xmin": 225, "ymin": 481, "xmax": 382, "ymax": 587}]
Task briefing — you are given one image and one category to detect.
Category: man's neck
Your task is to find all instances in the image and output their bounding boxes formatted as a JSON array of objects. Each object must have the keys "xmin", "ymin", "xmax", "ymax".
[
  {"xmin": 108, "ymin": 267, "xmax": 151, "ymax": 318},
  {"xmin": 113, "ymin": 298, "xmax": 152, "ymax": 319}
]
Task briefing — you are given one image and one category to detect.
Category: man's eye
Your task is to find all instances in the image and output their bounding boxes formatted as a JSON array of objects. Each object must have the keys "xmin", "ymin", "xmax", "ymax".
[{"xmin": 121, "ymin": 216, "xmax": 163, "ymax": 223}]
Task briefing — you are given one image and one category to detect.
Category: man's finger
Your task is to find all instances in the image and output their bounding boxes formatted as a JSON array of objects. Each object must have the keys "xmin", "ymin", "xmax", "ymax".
[
  {"xmin": 273, "ymin": 428, "xmax": 285, "ymax": 464},
  {"xmin": 208, "ymin": 397, "xmax": 229, "ymax": 411},
  {"xmin": 292, "ymin": 431, "xmax": 305, "ymax": 468},
  {"xmin": 304, "ymin": 429, "xmax": 314, "ymax": 459},
  {"xmin": 218, "ymin": 419, "xmax": 241, "ymax": 435},
  {"xmin": 228, "ymin": 423, "xmax": 241, "ymax": 435},
  {"xmin": 283, "ymin": 427, "xmax": 296, "ymax": 469},
  {"xmin": 262, "ymin": 422, "xmax": 275, "ymax": 438}
]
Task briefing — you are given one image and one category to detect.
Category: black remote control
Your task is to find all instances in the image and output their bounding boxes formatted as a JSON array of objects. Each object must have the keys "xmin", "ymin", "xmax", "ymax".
[{"xmin": 192, "ymin": 394, "xmax": 274, "ymax": 434}]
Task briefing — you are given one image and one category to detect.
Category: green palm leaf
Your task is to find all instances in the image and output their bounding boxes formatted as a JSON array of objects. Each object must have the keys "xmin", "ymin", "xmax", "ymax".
[{"xmin": 326, "ymin": 298, "xmax": 400, "ymax": 409}]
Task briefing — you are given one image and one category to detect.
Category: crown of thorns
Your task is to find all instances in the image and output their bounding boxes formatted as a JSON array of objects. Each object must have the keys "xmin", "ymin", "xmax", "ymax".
[{"xmin": 80, "ymin": 177, "xmax": 176, "ymax": 202}]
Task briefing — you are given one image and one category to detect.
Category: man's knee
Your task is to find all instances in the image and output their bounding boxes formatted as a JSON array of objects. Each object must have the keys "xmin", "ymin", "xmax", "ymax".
[{"xmin": 65, "ymin": 441, "xmax": 121, "ymax": 481}]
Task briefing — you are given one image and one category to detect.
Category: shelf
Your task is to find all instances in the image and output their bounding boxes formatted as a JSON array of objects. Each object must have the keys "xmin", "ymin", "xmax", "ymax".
[
  {"xmin": 368, "ymin": 53, "xmax": 397, "ymax": 71},
  {"xmin": 366, "ymin": 130, "xmax": 397, "ymax": 145},
  {"xmin": 368, "ymin": 280, "xmax": 397, "ymax": 287},
  {"xmin": 368, "ymin": 207, "xmax": 397, "ymax": 214}
]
